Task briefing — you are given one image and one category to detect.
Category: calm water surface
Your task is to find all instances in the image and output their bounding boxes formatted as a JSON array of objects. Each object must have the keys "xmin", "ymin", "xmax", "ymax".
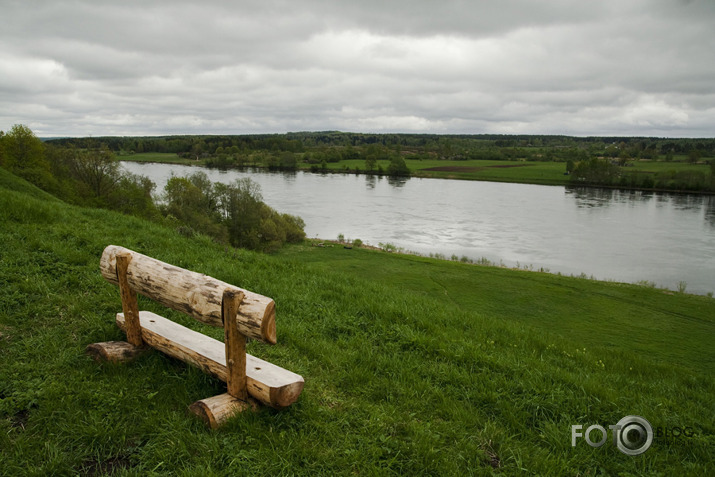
[{"xmin": 121, "ymin": 162, "xmax": 715, "ymax": 295}]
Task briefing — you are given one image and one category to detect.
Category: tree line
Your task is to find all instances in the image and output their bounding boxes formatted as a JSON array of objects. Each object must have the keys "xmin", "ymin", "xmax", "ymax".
[
  {"xmin": 567, "ymin": 157, "xmax": 715, "ymax": 192},
  {"xmin": 46, "ymin": 131, "xmax": 715, "ymax": 163},
  {"xmin": 0, "ymin": 125, "xmax": 306, "ymax": 251}
]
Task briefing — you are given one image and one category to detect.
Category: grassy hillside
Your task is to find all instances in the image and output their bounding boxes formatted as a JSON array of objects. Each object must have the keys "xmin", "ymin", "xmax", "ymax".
[{"xmin": 1, "ymin": 167, "xmax": 713, "ymax": 475}]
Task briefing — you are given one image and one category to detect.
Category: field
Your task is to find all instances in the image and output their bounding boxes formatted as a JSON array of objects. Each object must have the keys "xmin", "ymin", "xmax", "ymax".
[
  {"xmin": 1, "ymin": 168, "xmax": 713, "ymax": 475},
  {"xmin": 323, "ymin": 158, "xmax": 712, "ymax": 187}
]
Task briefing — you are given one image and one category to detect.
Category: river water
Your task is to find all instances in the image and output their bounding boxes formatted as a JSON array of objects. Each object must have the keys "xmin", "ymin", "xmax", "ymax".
[{"xmin": 121, "ymin": 161, "xmax": 715, "ymax": 295}]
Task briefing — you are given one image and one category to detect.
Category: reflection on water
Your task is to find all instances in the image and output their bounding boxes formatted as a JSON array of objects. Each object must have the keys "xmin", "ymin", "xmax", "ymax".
[
  {"xmin": 365, "ymin": 175, "xmax": 377, "ymax": 189},
  {"xmin": 566, "ymin": 187, "xmax": 658, "ymax": 208},
  {"xmin": 121, "ymin": 161, "xmax": 715, "ymax": 295},
  {"xmin": 386, "ymin": 176, "xmax": 409, "ymax": 188},
  {"xmin": 567, "ymin": 186, "xmax": 713, "ymax": 214},
  {"xmin": 704, "ymin": 195, "xmax": 715, "ymax": 228}
]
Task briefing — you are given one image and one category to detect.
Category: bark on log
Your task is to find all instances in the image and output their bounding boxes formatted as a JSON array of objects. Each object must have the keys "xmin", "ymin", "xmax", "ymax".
[
  {"xmin": 189, "ymin": 393, "xmax": 257, "ymax": 429},
  {"xmin": 100, "ymin": 245, "xmax": 276, "ymax": 344},
  {"xmin": 116, "ymin": 311, "xmax": 304, "ymax": 408}
]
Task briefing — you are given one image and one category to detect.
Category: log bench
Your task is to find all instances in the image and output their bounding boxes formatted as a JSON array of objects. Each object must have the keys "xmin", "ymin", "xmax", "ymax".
[{"xmin": 87, "ymin": 245, "xmax": 304, "ymax": 428}]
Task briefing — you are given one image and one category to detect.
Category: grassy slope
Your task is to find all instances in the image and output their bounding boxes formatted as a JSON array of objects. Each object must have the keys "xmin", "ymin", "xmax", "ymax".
[
  {"xmin": 1, "ymin": 168, "xmax": 713, "ymax": 475},
  {"xmin": 277, "ymin": 244, "xmax": 714, "ymax": 375}
]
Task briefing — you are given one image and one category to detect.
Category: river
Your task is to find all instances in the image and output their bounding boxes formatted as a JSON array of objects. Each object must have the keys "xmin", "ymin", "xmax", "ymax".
[{"xmin": 121, "ymin": 161, "xmax": 715, "ymax": 295}]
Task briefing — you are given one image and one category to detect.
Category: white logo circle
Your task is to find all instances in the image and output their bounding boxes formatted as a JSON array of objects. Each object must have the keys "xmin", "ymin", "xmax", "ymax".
[{"xmin": 615, "ymin": 415, "xmax": 653, "ymax": 456}]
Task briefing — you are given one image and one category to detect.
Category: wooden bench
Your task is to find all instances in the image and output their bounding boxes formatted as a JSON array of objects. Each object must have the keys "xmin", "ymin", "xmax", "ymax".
[{"xmin": 86, "ymin": 245, "xmax": 304, "ymax": 428}]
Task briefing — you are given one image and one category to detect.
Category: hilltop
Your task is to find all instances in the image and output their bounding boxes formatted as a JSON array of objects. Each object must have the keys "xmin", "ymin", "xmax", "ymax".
[{"xmin": 0, "ymin": 168, "xmax": 713, "ymax": 474}]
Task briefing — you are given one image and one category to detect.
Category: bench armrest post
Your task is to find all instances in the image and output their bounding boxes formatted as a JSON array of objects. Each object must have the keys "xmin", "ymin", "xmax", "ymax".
[
  {"xmin": 223, "ymin": 289, "xmax": 247, "ymax": 401},
  {"xmin": 117, "ymin": 253, "xmax": 143, "ymax": 347}
]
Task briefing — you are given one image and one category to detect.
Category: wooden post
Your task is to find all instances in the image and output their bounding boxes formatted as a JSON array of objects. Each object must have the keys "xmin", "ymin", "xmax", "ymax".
[
  {"xmin": 223, "ymin": 289, "xmax": 247, "ymax": 401},
  {"xmin": 116, "ymin": 252, "xmax": 143, "ymax": 347}
]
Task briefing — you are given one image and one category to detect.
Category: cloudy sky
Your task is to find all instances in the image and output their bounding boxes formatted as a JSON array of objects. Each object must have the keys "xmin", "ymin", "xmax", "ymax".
[{"xmin": 1, "ymin": 0, "xmax": 714, "ymax": 137}]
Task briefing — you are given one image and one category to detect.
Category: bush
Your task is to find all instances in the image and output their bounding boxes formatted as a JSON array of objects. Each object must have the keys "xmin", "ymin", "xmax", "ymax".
[
  {"xmin": 570, "ymin": 158, "xmax": 620, "ymax": 185},
  {"xmin": 387, "ymin": 156, "xmax": 410, "ymax": 177},
  {"xmin": 162, "ymin": 173, "xmax": 305, "ymax": 252}
]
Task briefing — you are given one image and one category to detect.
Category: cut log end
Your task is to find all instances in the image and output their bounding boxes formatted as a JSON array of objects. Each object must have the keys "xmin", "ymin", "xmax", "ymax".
[
  {"xmin": 189, "ymin": 393, "xmax": 257, "ymax": 429},
  {"xmin": 271, "ymin": 378, "xmax": 305, "ymax": 408},
  {"xmin": 85, "ymin": 341, "xmax": 148, "ymax": 362},
  {"xmin": 261, "ymin": 300, "xmax": 277, "ymax": 345}
]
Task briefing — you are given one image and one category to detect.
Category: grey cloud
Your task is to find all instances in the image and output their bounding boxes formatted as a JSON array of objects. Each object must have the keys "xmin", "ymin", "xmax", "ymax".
[{"xmin": 1, "ymin": 0, "xmax": 714, "ymax": 137}]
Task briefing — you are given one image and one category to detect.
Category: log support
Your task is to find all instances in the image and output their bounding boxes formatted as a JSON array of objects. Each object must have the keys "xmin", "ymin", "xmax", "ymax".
[
  {"xmin": 223, "ymin": 289, "xmax": 248, "ymax": 402},
  {"xmin": 187, "ymin": 289, "xmax": 255, "ymax": 428},
  {"xmin": 189, "ymin": 393, "xmax": 258, "ymax": 429},
  {"xmin": 116, "ymin": 252, "xmax": 143, "ymax": 347},
  {"xmin": 85, "ymin": 341, "xmax": 147, "ymax": 362}
]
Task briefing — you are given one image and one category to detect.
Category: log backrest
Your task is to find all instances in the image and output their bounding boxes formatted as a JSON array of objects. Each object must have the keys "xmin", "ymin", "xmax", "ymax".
[{"xmin": 99, "ymin": 245, "xmax": 276, "ymax": 344}]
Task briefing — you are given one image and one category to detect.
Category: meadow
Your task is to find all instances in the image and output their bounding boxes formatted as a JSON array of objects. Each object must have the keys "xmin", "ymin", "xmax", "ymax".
[{"xmin": 1, "ymin": 168, "xmax": 713, "ymax": 475}]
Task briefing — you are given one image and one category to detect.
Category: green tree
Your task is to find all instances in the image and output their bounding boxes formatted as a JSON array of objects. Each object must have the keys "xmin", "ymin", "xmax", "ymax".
[
  {"xmin": 365, "ymin": 155, "xmax": 377, "ymax": 172},
  {"xmin": 688, "ymin": 150, "xmax": 701, "ymax": 164},
  {"xmin": 0, "ymin": 130, "xmax": 5, "ymax": 167},
  {"xmin": 1, "ymin": 124, "xmax": 51, "ymax": 186},
  {"xmin": 387, "ymin": 156, "xmax": 410, "ymax": 177},
  {"xmin": 65, "ymin": 146, "xmax": 120, "ymax": 199},
  {"xmin": 216, "ymin": 178, "xmax": 264, "ymax": 249},
  {"xmin": 566, "ymin": 159, "xmax": 575, "ymax": 174},
  {"xmin": 280, "ymin": 152, "xmax": 297, "ymax": 170},
  {"xmin": 108, "ymin": 173, "xmax": 159, "ymax": 219},
  {"xmin": 163, "ymin": 174, "xmax": 228, "ymax": 243},
  {"xmin": 571, "ymin": 158, "xmax": 620, "ymax": 185}
]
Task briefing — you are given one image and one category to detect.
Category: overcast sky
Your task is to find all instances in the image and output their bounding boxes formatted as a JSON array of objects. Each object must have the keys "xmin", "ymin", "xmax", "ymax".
[{"xmin": 1, "ymin": 0, "xmax": 714, "ymax": 138}]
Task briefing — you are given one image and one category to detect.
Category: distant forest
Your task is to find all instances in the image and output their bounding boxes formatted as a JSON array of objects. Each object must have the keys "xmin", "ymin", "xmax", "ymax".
[{"xmin": 46, "ymin": 132, "xmax": 715, "ymax": 163}]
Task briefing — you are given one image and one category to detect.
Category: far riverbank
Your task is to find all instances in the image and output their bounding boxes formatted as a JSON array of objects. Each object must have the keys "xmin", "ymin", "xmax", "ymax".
[{"xmin": 120, "ymin": 152, "xmax": 715, "ymax": 194}]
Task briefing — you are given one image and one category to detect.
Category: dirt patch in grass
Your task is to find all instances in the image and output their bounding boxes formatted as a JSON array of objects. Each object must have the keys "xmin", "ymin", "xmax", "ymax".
[
  {"xmin": 9, "ymin": 407, "xmax": 34, "ymax": 430},
  {"xmin": 80, "ymin": 455, "xmax": 134, "ymax": 476},
  {"xmin": 421, "ymin": 166, "xmax": 486, "ymax": 172},
  {"xmin": 422, "ymin": 164, "xmax": 534, "ymax": 172}
]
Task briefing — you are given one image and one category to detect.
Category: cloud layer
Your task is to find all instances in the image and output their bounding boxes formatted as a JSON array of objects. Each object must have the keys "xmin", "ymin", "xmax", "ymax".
[{"xmin": 1, "ymin": 0, "xmax": 714, "ymax": 137}]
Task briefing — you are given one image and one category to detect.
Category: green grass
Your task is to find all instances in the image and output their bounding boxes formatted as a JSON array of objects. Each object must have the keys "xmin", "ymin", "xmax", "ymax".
[
  {"xmin": 1, "ymin": 167, "xmax": 713, "ymax": 475},
  {"xmin": 276, "ymin": 243, "xmax": 714, "ymax": 374},
  {"xmin": 299, "ymin": 158, "xmax": 571, "ymax": 186}
]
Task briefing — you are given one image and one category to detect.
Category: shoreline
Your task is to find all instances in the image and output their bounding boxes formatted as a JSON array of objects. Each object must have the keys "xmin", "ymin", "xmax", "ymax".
[{"xmin": 310, "ymin": 239, "xmax": 710, "ymax": 297}]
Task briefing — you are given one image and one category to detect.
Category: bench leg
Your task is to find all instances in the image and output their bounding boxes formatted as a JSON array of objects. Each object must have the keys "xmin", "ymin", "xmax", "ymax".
[
  {"xmin": 189, "ymin": 393, "xmax": 258, "ymax": 429},
  {"xmin": 116, "ymin": 253, "xmax": 143, "ymax": 347},
  {"xmin": 223, "ymin": 289, "xmax": 247, "ymax": 401}
]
